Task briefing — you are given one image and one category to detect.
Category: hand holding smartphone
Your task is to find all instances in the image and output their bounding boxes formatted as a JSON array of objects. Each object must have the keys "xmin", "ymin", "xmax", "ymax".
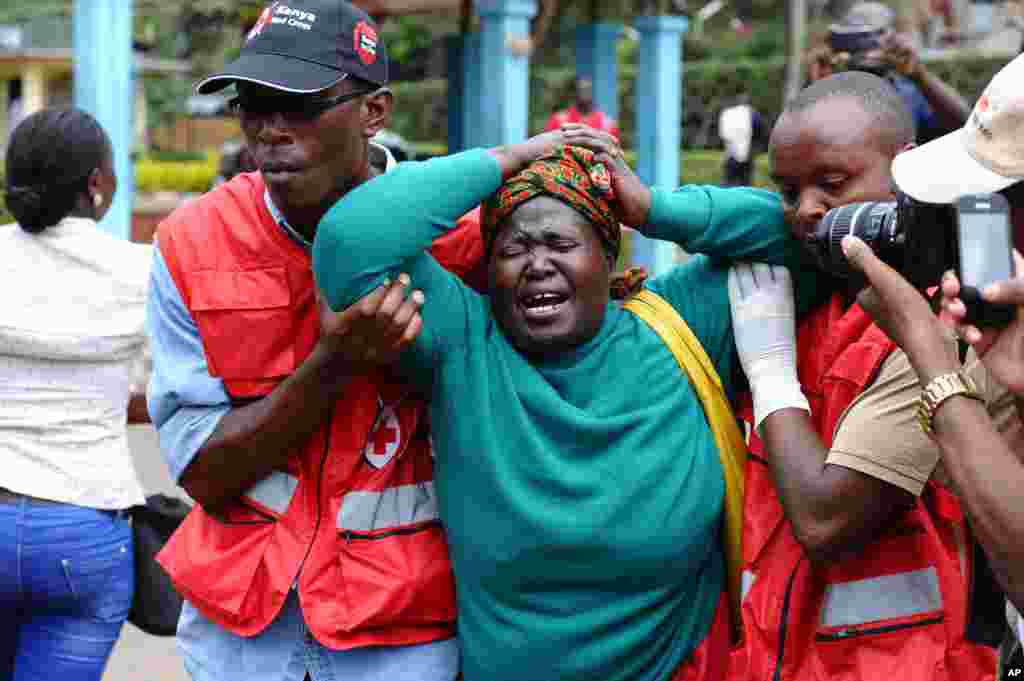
[{"xmin": 955, "ymin": 192, "xmax": 1017, "ymax": 327}]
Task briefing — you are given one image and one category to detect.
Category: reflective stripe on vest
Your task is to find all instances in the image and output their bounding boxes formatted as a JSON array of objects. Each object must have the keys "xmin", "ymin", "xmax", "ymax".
[
  {"xmin": 243, "ymin": 471, "xmax": 299, "ymax": 515},
  {"xmin": 821, "ymin": 567, "xmax": 942, "ymax": 628},
  {"xmin": 337, "ymin": 482, "xmax": 439, "ymax": 533}
]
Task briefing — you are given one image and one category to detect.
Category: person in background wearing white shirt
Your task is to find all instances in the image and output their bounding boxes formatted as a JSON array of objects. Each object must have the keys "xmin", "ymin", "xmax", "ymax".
[
  {"xmin": 0, "ymin": 108, "xmax": 152, "ymax": 680},
  {"xmin": 719, "ymin": 94, "xmax": 761, "ymax": 187}
]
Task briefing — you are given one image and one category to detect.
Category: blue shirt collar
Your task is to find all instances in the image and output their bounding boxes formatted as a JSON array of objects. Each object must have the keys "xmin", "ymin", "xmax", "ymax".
[{"xmin": 263, "ymin": 189, "xmax": 311, "ymax": 252}]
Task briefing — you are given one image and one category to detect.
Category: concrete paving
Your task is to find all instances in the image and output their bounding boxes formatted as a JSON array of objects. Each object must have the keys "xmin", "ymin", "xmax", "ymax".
[{"xmin": 102, "ymin": 426, "xmax": 189, "ymax": 681}]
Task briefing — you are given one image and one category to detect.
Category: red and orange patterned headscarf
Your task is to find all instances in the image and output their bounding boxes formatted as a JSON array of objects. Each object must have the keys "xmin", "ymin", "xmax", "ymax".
[
  {"xmin": 481, "ymin": 144, "xmax": 648, "ymax": 299},
  {"xmin": 481, "ymin": 145, "xmax": 620, "ymax": 258}
]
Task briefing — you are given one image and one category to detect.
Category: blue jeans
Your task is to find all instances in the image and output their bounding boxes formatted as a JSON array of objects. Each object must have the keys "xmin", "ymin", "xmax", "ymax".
[
  {"xmin": 0, "ymin": 499, "xmax": 134, "ymax": 681},
  {"xmin": 178, "ymin": 592, "xmax": 460, "ymax": 681}
]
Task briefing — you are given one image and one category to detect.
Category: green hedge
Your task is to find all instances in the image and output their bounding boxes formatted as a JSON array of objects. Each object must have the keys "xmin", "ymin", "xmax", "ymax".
[
  {"xmin": 677, "ymin": 150, "xmax": 772, "ymax": 188},
  {"xmin": 135, "ymin": 152, "xmax": 220, "ymax": 194},
  {"xmin": 392, "ymin": 52, "xmax": 1011, "ymax": 151}
]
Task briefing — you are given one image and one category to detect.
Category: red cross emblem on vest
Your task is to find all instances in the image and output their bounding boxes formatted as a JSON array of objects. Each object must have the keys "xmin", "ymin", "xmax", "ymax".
[{"xmin": 364, "ymin": 402, "xmax": 403, "ymax": 469}]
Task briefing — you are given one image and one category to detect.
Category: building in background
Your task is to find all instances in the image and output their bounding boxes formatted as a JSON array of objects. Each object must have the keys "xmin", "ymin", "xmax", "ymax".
[{"xmin": 0, "ymin": 16, "xmax": 187, "ymax": 149}]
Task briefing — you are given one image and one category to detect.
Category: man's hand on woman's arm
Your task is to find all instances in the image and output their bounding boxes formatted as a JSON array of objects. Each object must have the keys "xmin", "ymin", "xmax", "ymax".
[
  {"xmin": 180, "ymin": 278, "xmax": 424, "ymax": 512},
  {"xmin": 316, "ymin": 273, "xmax": 425, "ymax": 367},
  {"xmin": 844, "ymin": 235, "xmax": 1024, "ymax": 611}
]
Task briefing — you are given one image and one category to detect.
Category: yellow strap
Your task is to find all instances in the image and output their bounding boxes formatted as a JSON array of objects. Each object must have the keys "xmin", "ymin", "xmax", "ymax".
[{"xmin": 624, "ymin": 289, "xmax": 746, "ymax": 641}]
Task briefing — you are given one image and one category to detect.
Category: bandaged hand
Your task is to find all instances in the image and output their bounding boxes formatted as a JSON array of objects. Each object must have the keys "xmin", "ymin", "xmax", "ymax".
[{"xmin": 727, "ymin": 263, "xmax": 809, "ymax": 429}]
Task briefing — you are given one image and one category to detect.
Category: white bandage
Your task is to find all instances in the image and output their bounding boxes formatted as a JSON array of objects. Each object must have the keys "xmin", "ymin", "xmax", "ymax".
[{"xmin": 727, "ymin": 263, "xmax": 810, "ymax": 429}]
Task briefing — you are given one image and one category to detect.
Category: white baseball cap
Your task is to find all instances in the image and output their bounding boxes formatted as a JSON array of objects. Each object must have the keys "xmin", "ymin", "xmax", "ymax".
[{"xmin": 891, "ymin": 53, "xmax": 1024, "ymax": 204}]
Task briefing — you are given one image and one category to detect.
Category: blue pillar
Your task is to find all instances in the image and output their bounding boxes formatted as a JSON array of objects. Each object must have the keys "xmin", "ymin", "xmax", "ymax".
[
  {"xmin": 74, "ymin": 0, "xmax": 134, "ymax": 240},
  {"xmin": 447, "ymin": 33, "xmax": 487, "ymax": 152},
  {"xmin": 574, "ymin": 23, "xmax": 623, "ymax": 122},
  {"xmin": 632, "ymin": 14, "xmax": 688, "ymax": 275},
  {"xmin": 447, "ymin": 35, "xmax": 466, "ymax": 152},
  {"xmin": 475, "ymin": 0, "xmax": 537, "ymax": 147},
  {"xmin": 464, "ymin": 33, "xmax": 484, "ymax": 149}
]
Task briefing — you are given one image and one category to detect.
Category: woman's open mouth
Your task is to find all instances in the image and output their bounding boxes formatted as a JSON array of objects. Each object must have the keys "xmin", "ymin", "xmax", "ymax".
[{"xmin": 519, "ymin": 291, "xmax": 569, "ymax": 322}]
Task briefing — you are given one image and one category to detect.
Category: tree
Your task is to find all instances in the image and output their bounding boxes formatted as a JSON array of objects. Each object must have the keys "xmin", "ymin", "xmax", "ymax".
[{"xmin": 784, "ymin": 0, "xmax": 808, "ymax": 104}]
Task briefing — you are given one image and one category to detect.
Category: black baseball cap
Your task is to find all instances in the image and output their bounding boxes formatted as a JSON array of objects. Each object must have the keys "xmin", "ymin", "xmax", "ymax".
[{"xmin": 196, "ymin": 0, "xmax": 388, "ymax": 95}]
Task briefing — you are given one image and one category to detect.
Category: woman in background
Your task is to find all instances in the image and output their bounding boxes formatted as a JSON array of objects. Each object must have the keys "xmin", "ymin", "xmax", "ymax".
[{"xmin": 0, "ymin": 108, "xmax": 152, "ymax": 680}]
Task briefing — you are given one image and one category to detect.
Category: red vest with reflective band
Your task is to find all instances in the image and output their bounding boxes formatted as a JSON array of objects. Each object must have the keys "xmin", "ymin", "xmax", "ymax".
[
  {"xmin": 156, "ymin": 173, "xmax": 483, "ymax": 648},
  {"xmin": 730, "ymin": 294, "xmax": 996, "ymax": 681}
]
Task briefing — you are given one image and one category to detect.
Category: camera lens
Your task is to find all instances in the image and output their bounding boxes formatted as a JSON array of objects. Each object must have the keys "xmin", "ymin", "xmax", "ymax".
[{"xmin": 808, "ymin": 201, "xmax": 902, "ymax": 279}]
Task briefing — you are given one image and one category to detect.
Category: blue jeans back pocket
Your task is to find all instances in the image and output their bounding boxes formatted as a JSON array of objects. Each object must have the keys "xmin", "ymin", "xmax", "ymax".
[{"xmin": 60, "ymin": 532, "xmax": 134, "ymax": 622}]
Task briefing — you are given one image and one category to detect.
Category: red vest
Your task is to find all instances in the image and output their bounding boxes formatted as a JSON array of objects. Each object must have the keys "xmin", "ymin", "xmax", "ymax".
[
  {"xmin": 156, "ymin": 173, "xmax": 484, "ymax": 648},
  {"xmin": 731, "ymin": 295, "xmax": 996, "ymax": 681}
]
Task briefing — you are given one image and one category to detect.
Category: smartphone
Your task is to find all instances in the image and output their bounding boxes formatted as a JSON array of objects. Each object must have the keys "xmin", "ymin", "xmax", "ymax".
[{"xmin": 955, "ymin": 192, "xmax": 1016, "ymax": 327}]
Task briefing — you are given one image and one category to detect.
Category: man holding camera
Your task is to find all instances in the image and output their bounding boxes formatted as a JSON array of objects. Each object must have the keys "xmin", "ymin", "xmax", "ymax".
[
  {"xmin": 822, "ymin": 1, "xmax": 970, "ymax": 143},
  {"xmin": 837, "ymin": 52, "xmax": 1024, "ymax": 676},
  {"xmin": 725, "ymin": 70, "xmax": 1003, "ymax": 680}
]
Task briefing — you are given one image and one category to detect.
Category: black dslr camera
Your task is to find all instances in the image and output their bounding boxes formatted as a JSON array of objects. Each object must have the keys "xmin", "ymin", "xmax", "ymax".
[
  {"xmin": 828, "ymin": 24, "xmax": 885, "ymax": 55},
  {"xmin": 827, "ymin": 23, "xmax": 889, "ymax": 77},
  {"xmin": 806, "ymin": 191, "xmax": 1017, "ymax": 326}
]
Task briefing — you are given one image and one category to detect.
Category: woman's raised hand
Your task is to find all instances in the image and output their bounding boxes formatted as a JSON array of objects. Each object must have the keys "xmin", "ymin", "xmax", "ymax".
[
  {"xmin": 489, "ymin": 129, "xmax": 571, "ymax": 180},
  {"xmin": 560, "ymin": 124, "xmax": 651, "ymax": 228},
  {"xmin": 488, "ymin": 125, "xmax": 652, "ymax": 228}
]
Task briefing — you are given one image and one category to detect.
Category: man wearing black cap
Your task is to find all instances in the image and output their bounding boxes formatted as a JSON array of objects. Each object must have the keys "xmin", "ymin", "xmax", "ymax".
[{"xmin": 145, "ymin": 2, "xmax": 480, "ymax": 679}]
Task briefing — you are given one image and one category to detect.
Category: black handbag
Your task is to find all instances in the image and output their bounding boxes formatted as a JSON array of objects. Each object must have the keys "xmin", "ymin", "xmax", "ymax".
[{"xmin": 127, "ymin": 493, "xmax": 192, "ymax": 636}]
